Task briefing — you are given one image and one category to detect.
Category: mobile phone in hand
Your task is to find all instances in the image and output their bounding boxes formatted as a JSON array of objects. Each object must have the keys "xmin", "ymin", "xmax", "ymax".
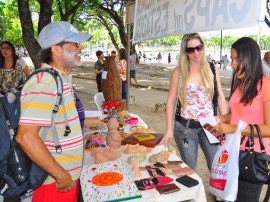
[
  {"xmin": 176, "ymin": 175, "xmax": 199, "ymax": 188},
  {"xmin": 202, "ymin": 123, "xmax": 218, "ymax": 135}
]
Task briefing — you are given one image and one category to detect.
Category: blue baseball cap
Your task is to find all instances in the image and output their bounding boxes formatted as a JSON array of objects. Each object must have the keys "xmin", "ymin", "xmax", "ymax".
[{"xmin": 37, "ymin": 21, "xmax": 92, "ymax": 49}]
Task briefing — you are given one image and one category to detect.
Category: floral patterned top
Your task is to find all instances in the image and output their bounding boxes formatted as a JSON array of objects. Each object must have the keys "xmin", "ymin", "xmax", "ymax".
[
  {"xmin": 0, "ymin": 58, "xmax": 26, "ymax": 93},
  {"xmin": 179, "ymin": 83, "xmax": 214, "ymax": 119}
]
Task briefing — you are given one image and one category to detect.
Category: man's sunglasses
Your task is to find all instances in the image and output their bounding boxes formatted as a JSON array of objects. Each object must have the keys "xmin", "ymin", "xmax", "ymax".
[{"xmin": 185, "ymin": 44, "xmax": 204, "ymax": 54}]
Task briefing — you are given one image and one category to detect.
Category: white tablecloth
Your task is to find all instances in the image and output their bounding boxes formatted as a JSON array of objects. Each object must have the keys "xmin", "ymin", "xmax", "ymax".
[{"xmin": 83, "ymin": 145, "xmax": 207, "ymax": 202}]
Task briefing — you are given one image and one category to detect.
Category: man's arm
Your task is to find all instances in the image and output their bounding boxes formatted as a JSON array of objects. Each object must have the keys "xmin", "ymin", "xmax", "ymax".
[{"xmin": 16, "ymin": 125, "xmax": 75, "ymax": 192}]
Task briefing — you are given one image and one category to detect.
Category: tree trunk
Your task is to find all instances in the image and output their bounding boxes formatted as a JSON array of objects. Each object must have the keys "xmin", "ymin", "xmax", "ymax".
[{"xmin": 18, "ymin": 0, "xmax": 53, "ymax": 69}]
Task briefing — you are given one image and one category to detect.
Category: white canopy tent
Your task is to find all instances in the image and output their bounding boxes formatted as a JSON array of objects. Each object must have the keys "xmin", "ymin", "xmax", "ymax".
[{"xmin": 133, "ymin": 0, "xmax": 267, "ymax": 43}]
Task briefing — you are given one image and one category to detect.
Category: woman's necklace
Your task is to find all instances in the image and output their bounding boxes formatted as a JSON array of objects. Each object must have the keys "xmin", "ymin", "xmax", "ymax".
[{"xmin": 3, "ymin": 61, "xmax": 13, "ymax": 69}]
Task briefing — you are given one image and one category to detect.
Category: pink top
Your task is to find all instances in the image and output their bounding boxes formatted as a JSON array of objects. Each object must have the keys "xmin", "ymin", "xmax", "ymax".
[{"xmin": 230, "ymin": 77, "xmax": 270, "ymax": 154}]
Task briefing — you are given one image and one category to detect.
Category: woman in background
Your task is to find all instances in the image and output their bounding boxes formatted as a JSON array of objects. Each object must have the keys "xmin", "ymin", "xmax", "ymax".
[
  {"xmin": 159, "ymin": 33, "xmax": 227, "ymax": 172},
  {"xmin": 0, "ymin": 41, "xmax": 30, "ymax": 93},
  {"xmin": 117, "ymin": 48, "xmax": 127, "ymax": 99}
]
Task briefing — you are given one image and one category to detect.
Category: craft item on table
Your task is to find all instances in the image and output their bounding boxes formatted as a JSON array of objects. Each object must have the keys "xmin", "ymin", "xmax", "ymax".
[
  {"xmin": 148, "ymin": 151, "xmax": 170, "ymax": 163},
  {"xmin": 159, "ymin": 167, "xmax": 171, "ymax": 176},
  {"xmin": 122, "ymin": 133, "xmax": 164, "ymax": 148},
  {"xmin": 84, "ymin": 118, "xmax": 107, "ymax": 130},
  {"xmin": 121, "ymin": 144, "xmax": 152, "ymax": 154},
  {"xmin": 153, "ymin": 162, "xmax": 165, "ymax": 168},
  {"xmin": 168, "ymin": 145, "xmax": 177, "ymax": 153},
  {"xmin": 156, "ymin": 183, "xmax": 180, "ymax": 195},
  {"xmin": 102, "ymin": 100, "xmax": 122, "ymax": 118},
  {"xmin": 149, "ymin": 176, "xmax": 174, "ymax": 186},
  {"xmin": 134, "ymin": 178, "xmax": 156, "ymax": 191},
  {"xmin": 171, "ymin": 167, "xmax": 194, "ymax": 177},
  {"xmin": 134, "ymin": 176, "xmax": 173, "ymax": 191},
  {"xmin": 135, "ymin": 166, "xmax": 142, "ymax": 178},
  {"xmin": 132, "ymin": 127, "xmax": 153, "ymax": 134},
  {"xmin": 127, "ymin": 153, "xmax": 146, "ymax": 165},
  {"xmin": 80, "ymin": 159, "xmax": 141, "ymax": 201},
  {"xmin": 125, "ymin": 116, "xmax": 139, "ymax": 125},
  {"xmin": 91, "ymin": 147, "xmax": 121, "ymax": 164},
  {"xmin": 153, "ymin": 162, "xmax": 180, "ymax": 172},
  {"xmin": 84, "ymin": 133, "xmax": 106, "ymax": 151},
  {"xmin": 101, "ymin": 56, "xmax": 122, "ymax": 101},
  {"xmin": 118, "ymin": 110, "xmax": 129, "ymax": 118},
  {"xmin": 92, "ymin": 172, "xmax": 123, "ymax": 186},
  {"xmin": 132, "ymin": 133, "xmax": 156, "ymax": 142},
  {"xmin": 162, "ymin": 163, "xmax": 182, "ymax": 170},
  {"xmin": 106, "ymin": 117, "xmax": 122, "ymax": 149},
  {"xmin": 146, "ymin": 166, "xmax": 166, "ymax": 177}
]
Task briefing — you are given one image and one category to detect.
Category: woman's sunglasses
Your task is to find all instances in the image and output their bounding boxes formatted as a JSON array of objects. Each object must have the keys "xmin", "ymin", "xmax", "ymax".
[{"xmin": 185, "ymin": 44, "xmax": 204, "ymax": 54}]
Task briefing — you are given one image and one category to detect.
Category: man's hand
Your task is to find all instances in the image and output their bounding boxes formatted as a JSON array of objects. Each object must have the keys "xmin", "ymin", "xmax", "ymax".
[{"xmin": 55, "ymin": 170, "xmax": 75, "ymax": 192}]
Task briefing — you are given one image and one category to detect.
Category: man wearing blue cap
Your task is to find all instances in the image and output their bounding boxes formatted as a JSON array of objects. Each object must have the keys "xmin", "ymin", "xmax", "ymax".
[{"xmin": 16, "ymin": 21, "xmax": 92, "ymax": 201}]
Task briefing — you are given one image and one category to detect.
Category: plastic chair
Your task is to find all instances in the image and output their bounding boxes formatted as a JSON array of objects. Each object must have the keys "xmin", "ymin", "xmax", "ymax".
[{"xmin": 94, "ymin": 92, "xmax": 105, "ymax": 111}]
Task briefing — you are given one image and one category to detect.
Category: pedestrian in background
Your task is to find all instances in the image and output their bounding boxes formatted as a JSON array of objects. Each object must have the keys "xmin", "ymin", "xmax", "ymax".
[
  {"xmin": 130, "ymin": 51, "xmax": 138, "ymax": 88},
  {"xmin": 159, "ymin": 33, "xmax": 227, "ymax": 173},
  {"xmin": 16, "ymin": 21, "xmax": 92, "ymax": 202},
  {"xmin": 94, "ymin": 50, "xmax": 104, "ymax": 92},
  {"xmin": 213, "ymin": 37, "xmax": 270, "ymax": 202},
  {"xmin": 157, "ymin": 52, "xmax": 162, "ymax": 63},
  {"xmin": 222, "ymin": 54, "xmax": 229, "ymax": 71},
  {"xmin": 262, "ymin": 51, "xmax": 270, "ymax": 77},
  {"xmin": 143, "ymin": 53, "xmax": 146, "ymax": 62},
  {"xmin": 168, "ymin": 53, "xmax": 171, "ymax": 63},
  {"xmin": 117, "ymin": 48, "xmax": 127, "ymax": 99},
  {"xmin": 0, "ymin": 41, "xmax": 30, "ymax": 94}
]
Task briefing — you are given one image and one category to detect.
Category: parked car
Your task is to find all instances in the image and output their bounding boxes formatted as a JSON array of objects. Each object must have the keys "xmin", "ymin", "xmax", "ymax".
[
  {"xmin": 81, "ymin": 50, "xmax": 90, "ymax": 57},
  {"xmin": 146, "ymin": 53, "xmax": 156, "ymax": 60}
]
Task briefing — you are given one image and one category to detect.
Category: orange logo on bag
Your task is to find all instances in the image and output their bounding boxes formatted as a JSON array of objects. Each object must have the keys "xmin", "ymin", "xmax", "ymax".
[{"xmin": 217, "ymin": 150, "xmax": 228, "ymax": 164}]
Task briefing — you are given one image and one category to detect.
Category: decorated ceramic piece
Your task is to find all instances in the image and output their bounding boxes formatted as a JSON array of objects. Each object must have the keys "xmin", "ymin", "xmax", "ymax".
[
  {"xmin": 91, "ymin": 147, "xmax": 121, "ymax": 164},
  {"xmin": 121, "ymin": 144, "xmax": 152, "ymax": 154},
  {"xmin": 127, "ymin": 153, "xmax": 146, "ymax": 165},
  {"xmin": 148, "ymin": 151, "xmax": 170, "ymax": 163},
  {"xmin": 106, "ymin": 117, "xmax": 122, "ymax": 149},
  {"xmin": 80, "ymin": 159, "xmax": 141, "ymax": 202}
]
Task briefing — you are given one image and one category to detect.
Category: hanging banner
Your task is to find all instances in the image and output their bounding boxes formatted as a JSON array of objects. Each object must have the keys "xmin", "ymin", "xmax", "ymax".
[
  {"xmin": 265, "ymin": 0, "xmax": 270, "ymax": 27},
  {"xmin": 133, "ymin": 0, "xmax": 266, "ymax": 43}
]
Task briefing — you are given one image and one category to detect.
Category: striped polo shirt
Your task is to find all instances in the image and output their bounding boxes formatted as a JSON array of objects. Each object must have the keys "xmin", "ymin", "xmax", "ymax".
[{"xmin": 19, "ymin": 64, "xmax": 83, "ymax": 185}]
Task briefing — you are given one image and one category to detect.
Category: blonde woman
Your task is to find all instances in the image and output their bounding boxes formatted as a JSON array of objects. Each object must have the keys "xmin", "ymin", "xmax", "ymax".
[{"xmin": 159, "ymin": 33, "xmax": 227, "ymax": 171}]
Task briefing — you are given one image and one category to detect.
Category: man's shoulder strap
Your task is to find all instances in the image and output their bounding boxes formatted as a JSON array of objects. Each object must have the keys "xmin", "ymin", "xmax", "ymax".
[{"xmin": 27, "ymin": 68, "xmax": 63, "ymax": 114}]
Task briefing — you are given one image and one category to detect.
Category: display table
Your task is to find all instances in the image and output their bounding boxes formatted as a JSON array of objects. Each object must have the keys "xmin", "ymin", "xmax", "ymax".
[
  {"xmin": 82, "ymin": 113, "xmax": 206, "ymax": 202},
  {"xmin": 82, "ymin": 145, "xmax": 207, "ymax": 202}
]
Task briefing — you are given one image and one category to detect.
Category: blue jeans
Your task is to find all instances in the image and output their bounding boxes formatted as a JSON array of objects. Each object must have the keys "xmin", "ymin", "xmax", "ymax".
[
  {"xmin": 121, "ymin": 80, "xmax": 127, "ymax": 99},
  {"xmin": 174, "ymin": 121, "xmax": 219, "ymax": 171}
]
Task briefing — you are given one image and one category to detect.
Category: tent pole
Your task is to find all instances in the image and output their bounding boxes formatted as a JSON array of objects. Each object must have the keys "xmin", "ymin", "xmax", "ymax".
[
  {"xmin": 126, "ymin": 23, "xmax": 131, "ymax": 111},
  {"xmin": 220, "ymin": 30, "xmax": 223, "ymax": 69}
]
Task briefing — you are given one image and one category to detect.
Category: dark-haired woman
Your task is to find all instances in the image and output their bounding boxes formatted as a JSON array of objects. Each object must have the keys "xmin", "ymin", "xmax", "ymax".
[
  {"xmin": 213, "ymin": 37, "xmax": 270, "ymax": 201},
  {"xmin": 0, "ymin": 41, "xmax": 30, "ymax": 93}
]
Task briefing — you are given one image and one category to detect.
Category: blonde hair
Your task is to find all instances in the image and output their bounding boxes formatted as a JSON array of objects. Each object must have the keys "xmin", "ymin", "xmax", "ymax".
[{"xmin": 178, "ymin": 33, "xmax": 214, "ymax": 109}]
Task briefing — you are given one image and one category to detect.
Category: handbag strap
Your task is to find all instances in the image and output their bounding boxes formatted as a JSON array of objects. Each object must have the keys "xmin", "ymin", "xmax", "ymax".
[
  {"xmin": 253, "ymin": 124, "xmax": 270, "ymax": 202},
  {"xmin": 240, "ymin": 124, "xmax": 255, "ymax": 149},
  {"xmin": 254, "ymin": 124, "xmax": 266, "ymax": 152}
]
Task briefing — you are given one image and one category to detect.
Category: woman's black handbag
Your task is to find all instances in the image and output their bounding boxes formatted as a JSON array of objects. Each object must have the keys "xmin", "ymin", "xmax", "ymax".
[{"xmin": 239, "ymin": 124, "xmax": 270, "ymax": 202}]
